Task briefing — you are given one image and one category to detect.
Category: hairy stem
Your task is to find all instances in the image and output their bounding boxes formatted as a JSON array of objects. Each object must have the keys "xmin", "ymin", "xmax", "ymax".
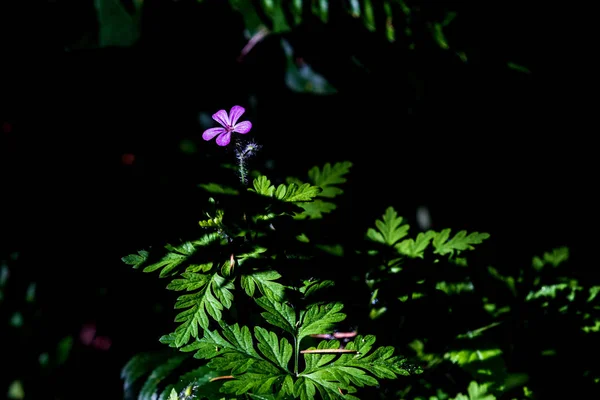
[
  {"xmin": 235, "ymin": 140, "xmax": 261, "ymax": 186},
  {"xmin": 294, "ymin": 335, "xmax": 300, "ymax": 376}
]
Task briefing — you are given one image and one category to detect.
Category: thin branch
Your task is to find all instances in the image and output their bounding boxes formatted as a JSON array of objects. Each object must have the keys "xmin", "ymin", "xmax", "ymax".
[
  {"xmin": 209, "ymin": 375, "xmax": 235, "ymax": 382},
  {"xmin": 300, "ymin": 349, "xmax": 358, "ymax": 354}
]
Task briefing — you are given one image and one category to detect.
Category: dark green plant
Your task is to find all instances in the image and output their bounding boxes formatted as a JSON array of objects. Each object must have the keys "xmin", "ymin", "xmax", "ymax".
[{"xmin": 122, "ymin": 105, "xmax": 436, "ymax": 399}]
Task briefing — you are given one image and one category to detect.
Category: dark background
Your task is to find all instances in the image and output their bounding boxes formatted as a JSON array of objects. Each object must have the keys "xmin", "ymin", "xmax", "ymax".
[{"xmin": 0, "ymin": 0, "xmax": 593, "ymax": 398}]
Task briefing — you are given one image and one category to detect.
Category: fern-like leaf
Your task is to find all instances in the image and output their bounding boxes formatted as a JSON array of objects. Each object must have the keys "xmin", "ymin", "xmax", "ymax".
[
  {"xmin": 250, "ymin": 176, "xmax": 320, "ymax": 202},
  {"xmin": 255, "ymin": 296, "xmax": 297, "ymax": 336},
  {"xmin": 367, "ymin": 207, "xmax": 409, "ymax": 246},
  {"xmin": 275, "ymin": 182, "xmax": 321, "ymax": 202},
  {"xmin": 186, "ymin": 322, "xmax": 293, "ymax": 396},
  {"xmin": 122, "ymin": 233, "xmax": 223, "ymax": 277},
  {"xmin": 241, "ymin": 270, "xmax": 286, "ymax": 302},
  {"xmin": 251, "ymin": 176, "xmax": 276, "ymax": 197},
  {"xmin": 292, "ymin": 161, "xmax": 352, "ymax": 219},
  {"xmin": 450, "ymin": 381, "xmax": 496, "ymax": 400},
  {"xmin": 138, "ymin": 353, "xmax": 189, "ymax": 400},
  {"xmin": 307, "ymin": 161, "xmax": 352, "ymax": 198},
  {"xmin": 531, "ymin": 246, "xmax": 569, "ymax": 270},
  {"xmin": 159, "ymin": 365, "xmax": 224, "ymax": 400},
  {"xmin": 121, "ymin": 350, "xmax": 175, "ymax": 393},
  {"xmin": 299, "ymin": 279, "xmax": 335, "ymax": 298},
  {"xmin": 432, "ymin": 229, "xmax": 490, "ymax": 257},
  {"xmin": 396, "ymin": 231, "xmax": 436, "ymax": 258},
  {"xmin": 298, "ymin": 302, "xmax": 346, "ymax": 342},
  {"xmin": 294, "ymin": 199, "xmax": 337, "ymax": 220},
  {"xmin": 170, "ymin": 272, "xmax": 235, "ymax": 347},
  {"xmin": 122, "ymin": 250, "xmax": 149, "ymax": 269},
  {"xmin": 296, "ymin": 335, "xmax": 412, "ymax": 400}
]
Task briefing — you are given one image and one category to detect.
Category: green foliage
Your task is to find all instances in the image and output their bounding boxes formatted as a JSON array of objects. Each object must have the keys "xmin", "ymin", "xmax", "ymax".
[
  {"xmin": 366, "ymin": 206, "xmax": 489, "ymax": 261},
  {"xmin": 124, "ymin": 158, "xmax": 594, "ymax": 400},
  {"xmin": 95, "ymin": 0, "xmax": 142, "ymax": 47},
  {"xmin": 450, "ymin": 381, "xmax": 496, "ymax": 400},
  {"xmin": 290, "ymin": 162, "xmax": 353, "ymax": 220},
  {"xmin": 170, "ymin": 272, "xmax": 235, "ymax": 348},
  {"xmin": 121, "ymin": 350, "xmax": 228, "ymax": 400},
  {"xmin": 185, "ymin": 321, "xmax": 411, "ymax": 399},
  {"xmin": 367, "ymin": 207, "xmax": 410, "ymax": 246},
  {"xmin": 432, "ymin": 229, "xmax": 490, "ymax": 258},
  {"xmin": 1, "ymin": 254, "xmax": 75, "ymax": 399},
  {"xmin": 249, "ymin": 176, "xmax": 321, "ymax": 202},
  {"xmin": 531, "ymin": 246, "xmax": 569, "ymax": 270},
  {"xmin": 122, "ymin": 161, "xmax": 431, "ymax": 399},
  {"xmin": 228, "ymin": 0, "xmax": 456, "ymax": 49},
  {"xmin": 295, "ymin": 335, "xmax": 413, "ymax": 400}
]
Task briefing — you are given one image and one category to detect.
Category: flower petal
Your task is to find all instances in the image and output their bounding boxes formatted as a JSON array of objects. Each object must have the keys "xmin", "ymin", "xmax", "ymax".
[
  {"xmin": 233, "ymin": 121, "xmax": 252, "ymax": 134},
  {"xmin": 202, "ymin": 127, "xmax": 227, "ymax": 141},
  {"xmin": 212, "ymin": 110, "xmax": 229, "ymax": 126},
  {"xmin": 216, "ymin": 131, "xmax": 232, "ymax": 146},
  {"xmin": 229, "ymin": 106, "xmax": 245, "ymax": 126}
]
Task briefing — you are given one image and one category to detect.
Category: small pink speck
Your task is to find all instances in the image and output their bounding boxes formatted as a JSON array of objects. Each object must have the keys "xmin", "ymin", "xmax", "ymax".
[
  {"xmin": 80, "ymin": 323, "xmax": 96, "ymax": 345},
  {"xmin": 92, "ymin": 336, "xmax": 112, "ymax": 351},
  {"xmin": 2, "ymin": 122, "xmax": 12, "ymax": 134},
  {"xmin": 122, "ymin": 153, "xmax": 135, "ymax": 165}
]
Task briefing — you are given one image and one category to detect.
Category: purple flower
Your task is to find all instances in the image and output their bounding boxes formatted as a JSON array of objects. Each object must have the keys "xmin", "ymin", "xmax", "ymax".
[{"xmin": 202, "ymin": 105, "xmax": 252, "ymax": 146}]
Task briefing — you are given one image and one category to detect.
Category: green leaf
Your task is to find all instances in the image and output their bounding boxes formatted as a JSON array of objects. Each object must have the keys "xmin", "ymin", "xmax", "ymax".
[
  {"xmin": 56, "ymin": 336, "xmax": 73, "ymax": 366},
  {"xmin": 167, "ymin": 388, "xmax": 178, "ymax": 400},
  {"xmin": 294, "ymin": 199, "xmax": 337, "ymax": 220},
  {"xmin": 141, "ymin": 242, "xmax": 197, "ymax": 277},
  {"xmin": 228, "ymin": 0, "xmax": 263, "ymax": 34},
  {"xmin": 525, "ymin": 283, "xmax": 581, "ymax": 302},
  {"xmin": 138, "ymin": 353, "xmax": 190, "ymax": 400},
  {"xmin": 308, "ymin": 162, "xmax": 353, "ymax": 199},
  {"xmin": 367, "ymin": 207, "xmax": 410, "ymax": 246},
  {"xmin": 124, "ymin": 234, "xmax": 222, "ymax": 277},
  {"xmin": 250, "ymin": 176, "xmax": 321, "ymax": 202},
  {"xmin": 432, "ymin": 229, "xmax": 490, "ymax": 257},
  {"xmin": 241, "ymin": 270, "xmax": 285, "ymax": 302},
  {"xmin": 171, "ymin": 273, "xmax": 235, "ymax": 347},
  {"xmin": 167, "ymin": 270, "xmax": 211, "ymax": 292},
  {"xmin": 251, "ymin": 176, "xmax": 276, "ymax": 197},
  {"xmin": 192, "ymin": 323, "xmax": 264, "ymax": 371},
  {"xmin": 158, "ymin": 365, "xmax": 224, "ymax": 400},
  {"xmin": 122, "ymin": 250, "xmax": 149, "ymax": 269},
  {"xmin": 445, "ymin": 349, "xmax": 503, "ymax": 365},
  {"xmin": 190, "ymin": 323, "xmax": 292, "ymax": 395},
  {"xmin": 95, "ymin": 0, "xmax": 141, "ymax": 48},
  {"xmin": 254, "ymin": 326, "xmax": 293, "ymax": 372},
  {"xmin": 588, "ymin": 286, "xmax": 600, "ymax": 302},
  {"xmin": 450, "ymin": 381, "xmax": 496, "ymax": 400},
  {"xmin": 299, "ymin": 279, "xmax": 335, "ymax": 298},
  {"xmin": 298, "ymin": 302, "xmax": 346, "ymax": 342},
  {"xmin": 7, "ymin": 381, "xmax": 24, "ymax": 400},
  {"xmin": 435, "ymin": 281, "xmax": 474, "ymax": 295},
  {"xmin": 237, "ymin": 246, "xmax": 268, "ymax": 264},
  {"xmin": 275, "ymin": 182, "xmax": 321, "ymax": 202},
  {"xmin": 445, "ymin": 345, "xmax": 506, "ymax": 386},
  {"xmin": 290, "ymin": 161, "xmax": 352, "ymax": 219},
  {"xmin": 531, "ymin": 246, "xmax": 569, "ymax": 270},
  {"xmin": 199, "ymin": 209, "xmax": 225, "ymax": 229},
  {"xmin": 297, "ymin": 335, "xmax": 411, "ymax": 399},
  {"xmin": 121, "ymin": 350, "xmax": 174, "ymax": 392},
  {"xmin": 255, "ymin": 296, "xmax": 297, "ymax": 336},
  {"xmin": 396, "ymin": 231, "xmax": 436, "ymax": 258}
]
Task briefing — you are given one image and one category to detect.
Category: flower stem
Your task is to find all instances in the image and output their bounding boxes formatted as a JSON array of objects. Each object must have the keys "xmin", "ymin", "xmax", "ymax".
[
  {"xmin": 235, "ymin": 139, "xmax": 261, "ymax": 186},
  {"xmin": 294, "ymin": 335, "xmax": 300, "ymax": 377}
]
